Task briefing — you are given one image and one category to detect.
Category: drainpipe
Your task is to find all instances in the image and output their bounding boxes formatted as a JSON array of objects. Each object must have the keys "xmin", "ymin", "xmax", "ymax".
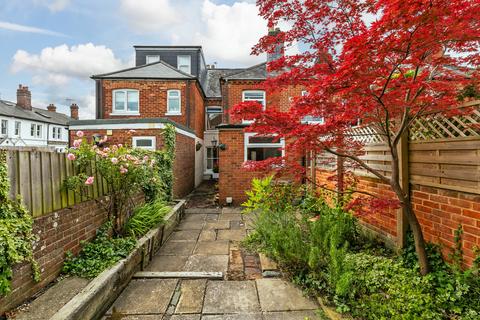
[{"xmin": 186, "ymin": 81, "xmax": 191, "ymax": 128}]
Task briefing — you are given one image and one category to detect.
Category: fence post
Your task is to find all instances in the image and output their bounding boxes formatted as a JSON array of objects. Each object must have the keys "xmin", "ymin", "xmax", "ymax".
[{"xmin": 396, "ymin": 130, "xmax": 409, "ymax": 248}]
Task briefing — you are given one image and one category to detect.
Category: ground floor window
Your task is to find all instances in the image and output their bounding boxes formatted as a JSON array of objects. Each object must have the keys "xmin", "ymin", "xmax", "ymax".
[
  {"xmin": 244, "ymin": 133, "xmax": 284, "ymax": 162},
  {"xmin": 206, "ymin": 147, "xmax": 219, "ymax": 171},
  {"xmin": 132, "ymin": 136, "xmax": 156, "ymax": 151}
]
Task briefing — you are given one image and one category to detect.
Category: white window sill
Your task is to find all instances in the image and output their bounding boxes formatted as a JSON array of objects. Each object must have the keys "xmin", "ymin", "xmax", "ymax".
[
  {"xmin": 110, "ymin": 112, "xmax": 140, "ymax": 116},
  {"xmin": 165, "ymin": 112, "xmax": 182, "ymax": 116}
]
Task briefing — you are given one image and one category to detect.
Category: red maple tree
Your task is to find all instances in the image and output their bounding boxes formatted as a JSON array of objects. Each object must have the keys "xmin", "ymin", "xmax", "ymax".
[{"xmin": 231, "ymin": 0, "xmax": 480, "ymax": 274}]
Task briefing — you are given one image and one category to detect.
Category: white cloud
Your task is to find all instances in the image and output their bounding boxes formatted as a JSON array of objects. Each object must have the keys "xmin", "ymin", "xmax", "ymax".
[
  {"xmin": 11, "ymin": 43, "xmax": 129, "ymax": 86},
  {"xmin": 119, "ymin": 0, "xmax": 178, "ymax": 32},
  {"xmin": 34, "ymin": 0, "xmax": 71, "ymax": 12},
  {"xmin": 0, "ymin": 20, "xmax": 66, "ymax": 37}
]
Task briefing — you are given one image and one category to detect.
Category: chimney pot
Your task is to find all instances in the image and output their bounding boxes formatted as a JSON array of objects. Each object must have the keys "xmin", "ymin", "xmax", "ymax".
[
  {"xmin": 17, "ymin": 84, "xmax": 32, "ymax": 111},
  {"xmin": 47, "ymin": 103, "xmax": 57, "ymax": 112},
  {"xmin": 70, "ymin": 103, "xmax": 79, "ymax": 120}
]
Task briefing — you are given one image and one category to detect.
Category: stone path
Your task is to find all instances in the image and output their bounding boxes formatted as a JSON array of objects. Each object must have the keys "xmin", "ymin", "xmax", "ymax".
[{"xmin": 103, "ymin": 206, "xmax": 323, "ymax": 320}]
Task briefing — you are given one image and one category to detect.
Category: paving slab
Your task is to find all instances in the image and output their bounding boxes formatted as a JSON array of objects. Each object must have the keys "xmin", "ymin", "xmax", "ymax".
[
  {"xmin": 108, "ymin": 279, "xmax": 178, "ymax": 314},
  {"xmin": 185, "ymin": 208, "xmax": 220, "ymax": 214},
  {"xmin": 14, "ymin": 277, "xmax": 89, "ymax": 320},
  {"xmin": 176, "ymin": 221, "xmax": 205, "ymax": 230},
  {"xmin": 175, "ymin": 279, "xmax": 207, "ymax": 314},
  {"xmin": 158, "ymin": 240, "xmax": 196, "ymax": 256},
  {"xmin": 194, "ymin": 240, "xmax": 230, "ymax": 255},
  {"xmin": 206, "ymin": 214, "xmax": 219, "ymax": 221},
  {"xmin": 170, "ymin": 230, "xmax": 201, "ymax": 241},
  {"xmin": 203, "ymin": 281, "xmax": 260, "ymax": 314},
  {"xmin": 202, "ymin": 314, "xmax": 263, "ymax": 320},
  {"xmin": 259, "ymin": 253, "xmax": 278, "ymax": 272},
  {"xmin": 170, "ymin": 315, "xmax": 201, "ymax": 320},
  {"xmin": 229, "ymin": 220, "xmax": 245, "ymax": 229},
  {"xmin": 183, "ymin": 214, "xmax": 207, "ymax": 223},
  {"xmin": 217, "ymin": 229, "xmax": 247, "ymax": 241},
  {"xmin": 134, "ymin": 271, "xmax": 222, "ymax": 280},
  {"xmin": 256, "ymin": 279, "xmax": 318, "ymax": 312},
  {"xmin": 218, "ymin": 213, "xmax": 243, "ymax": 221},
  {"xmin": 183, "ymin": 255, "xmax": 229, "ymax": 273},
  {"xmin": 145, "ymin": 255, "xmax": 189, "ymax": 272},
  {"xmin": 198, "ymin": 229, "xmax": 217, "ymax": 241},
  {"xmin": 222, "ymin": 207, "xmax": 243, "ymax": 214},
  {"xmin": 103, "ymin": 315, "xmax": 163, "ymax": 320},
  {"xmin": 263, "ymin": 311, "xmax": 321, "ymax": 320},
  {"xmin": 204, "ymin": 221, "xmax": 230, "ymax": 230}
]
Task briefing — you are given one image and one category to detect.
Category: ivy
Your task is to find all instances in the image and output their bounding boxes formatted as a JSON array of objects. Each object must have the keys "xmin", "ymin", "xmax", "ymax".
[{"xmin": 0, "ymin": 151, "xmax": 39, "ymax": 296}]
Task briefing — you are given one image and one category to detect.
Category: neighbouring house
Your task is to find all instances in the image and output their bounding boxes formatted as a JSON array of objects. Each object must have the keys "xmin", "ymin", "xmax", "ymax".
[
  {"xmin": 0, "ymin": 85, "xmax": 75, "ymax": 151},
  {"xmin": 70, "ymin": 29, "xmax": 302, "ymax": 200}
]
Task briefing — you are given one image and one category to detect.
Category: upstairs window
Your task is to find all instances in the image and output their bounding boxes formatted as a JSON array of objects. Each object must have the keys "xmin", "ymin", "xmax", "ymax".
[
  {"xmin": 14, "ymin": 121, "xmax": 21, "ymax": 136},
  {"xmin": 1, "ymin": 120, "xmax": 7, "ymax": 136},
  {"xmin": 300, "ymin": 90, "xmax": 324, "ymax": 125},
  {"xmin": 244, "ymin": 133, "xmax": 284, "ymax": 162},
  {"xmin": 167, "ymin": 90, "xmax": 181, "ymax": 115},
  {"xmin": 242, "ymin": 90, "xmax": 266, "ymax": 109},
  {"xmin": 177, "ymin": 55, "xmax": 191, "ymax": 74},
  {"xmin": 113, "ymin": 89, "xmax": 139, "ymax": 114},
  {"xmin": 31, "ymin": 124, "xmax": 42, "ymax": 138},
  {"xmin": 206, "ymin": 106, "xmax": 223, "ymax": 130},
  {"xmin": 146, "ymin": 55, "xmax": 160, "ymax": 64},
  {"xmin": 52, "ymin": 127, "xmax": 62, "ymax": 140}
]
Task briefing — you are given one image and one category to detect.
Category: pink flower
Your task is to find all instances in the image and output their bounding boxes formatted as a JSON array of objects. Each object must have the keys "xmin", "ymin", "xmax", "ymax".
[
  {"xmin": 118, "ymin": 144, "xmax": 123, "ymax": 148},
  {"xmin": 99, "ymin": 136, "xmax": 108, "ymax": 144},
  {"xmin": 76, "ymin": 131, "xmax": 84, "ymax": 138},
  {"xmin": 111, "ymin": 157, "xmax": 118, "ymax": 164},
  {"xmin": 85, "ymin": 176, "xmax": 95, "ymax": 185},
  {"xmin": 103, "ymin": 147, "xmax": 110, "ymax": 152},
  {"xmin": 120, "ymin": 166, "xmax": 128, "ymax": 174},
  {"xmin": 73, "ymin": 139, "xmax": 82, "ymax": 148},
  {"xmin": 143, "ymin": 155, "xmax": 149, "ymax": 161},
  {"xmin": 67, "ymin": 153, "xmax": 76, "ymax": 161}
]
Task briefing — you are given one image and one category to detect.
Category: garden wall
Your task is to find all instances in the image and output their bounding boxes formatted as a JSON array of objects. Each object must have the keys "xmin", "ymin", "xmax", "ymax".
[{"xmin": 0, "ymin": 193, "xmax": 144, "ymax": 314}]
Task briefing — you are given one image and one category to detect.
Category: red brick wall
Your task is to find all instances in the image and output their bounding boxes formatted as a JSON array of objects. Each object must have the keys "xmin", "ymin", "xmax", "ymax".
[
  {"xmin": 70, "ymin": 128, "xmax": 195, "ymax": 199},
  {"xmin": 0, "ymin": 195, "xmax": 143, "ymax": 314},
  {"xmin": 315, "ymin": 169, "xmax": 480, "ymax": 267},
  {"xmin": 190, "ymin": 82, "xmax": 205, "ymax": 139}
]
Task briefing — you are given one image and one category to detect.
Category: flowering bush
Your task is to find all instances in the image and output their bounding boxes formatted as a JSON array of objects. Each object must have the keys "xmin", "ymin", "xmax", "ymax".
[{"xmin": 64, "ymin": 130, "xmax": 167, "ymax": 235}]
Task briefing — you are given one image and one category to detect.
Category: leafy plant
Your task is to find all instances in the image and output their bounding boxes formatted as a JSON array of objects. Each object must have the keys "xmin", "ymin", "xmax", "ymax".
[
  {"xmin": 124, "ymin": 199, "xmax": 171, "ymax": 238},
  {"xmin": 62, "ymin": 222, "xmax": 136, "ymax": 278},
  {"xmin": 0, "ymin": 151, "xmax": 39, "ymax": 295}
]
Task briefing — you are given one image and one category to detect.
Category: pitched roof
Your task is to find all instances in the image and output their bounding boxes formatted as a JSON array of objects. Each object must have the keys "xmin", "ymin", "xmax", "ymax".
[
  {"xmin": 91, "ymin": 60, "xmax": 195, "ymax": 80},
  {"xmin": 0, "ymin": 100, "xmax": 71, "ymax": 125},
  {"xmin": 203, "ymin": 68, "xmax": 245, "ymax": 98},
  {"xmin": 222, "ymin": 62, "xmax": 267, "ymax": 81}
]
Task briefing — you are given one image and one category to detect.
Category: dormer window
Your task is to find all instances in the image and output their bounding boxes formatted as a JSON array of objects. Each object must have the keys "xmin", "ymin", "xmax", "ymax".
[
  {"xmin": 167, "ymin": 90, "xmax": 181, "ymax": 115},
  {"xmin": 146, "ymin": 55, "xmax": 160, "ymax": 64},
  {"xmin": 112, "ymin": 89, "xmax": 139, "ymax": 115},
  {"xmin": 177, "ymin": 55, "xmax": 191, "ymax": 74}
]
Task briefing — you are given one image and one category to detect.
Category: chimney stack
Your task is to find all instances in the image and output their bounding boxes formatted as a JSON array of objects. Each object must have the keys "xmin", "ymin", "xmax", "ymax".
[
  {"xmin": 47, "ymin": 103, "xmax": 57, "ymax": 112},
  {"xmin": 267, "ymin": 27, "xmax": 284, "ymax": 63},
  {"xmin": 70, "ymin": 103, "xmax": 79, "ymax": 120},
  {"xmin": 17, "ymin": 85, "xmax": 32, "ymax": 110}
]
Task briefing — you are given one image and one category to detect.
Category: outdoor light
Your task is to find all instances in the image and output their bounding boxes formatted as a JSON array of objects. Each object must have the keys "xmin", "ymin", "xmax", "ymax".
[{"xmin": 218, "ymin": 143, "xmax": 226, "ymax": 150}]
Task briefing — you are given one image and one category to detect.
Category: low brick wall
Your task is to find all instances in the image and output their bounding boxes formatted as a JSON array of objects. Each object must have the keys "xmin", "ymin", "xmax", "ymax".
[
  {"xmin": 315, "ymin": 169, "xmax": 480, "ymax": 267},
  {"xmin": 0, "ymin": 195, "xmax": 143, "ymax": 315}
]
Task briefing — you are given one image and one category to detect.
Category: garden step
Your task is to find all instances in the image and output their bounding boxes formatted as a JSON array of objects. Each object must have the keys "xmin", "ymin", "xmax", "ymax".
[
  {"xmin": 185, "ymin": 208, "xmax": 221, "ymax": 214},
  {"xmin": 259, "ymin": 253, "xmax": 278, "ymax": 272},
  {"xmin": 133, "ymin": 271, "xmax": 224, "ymax": 280}
]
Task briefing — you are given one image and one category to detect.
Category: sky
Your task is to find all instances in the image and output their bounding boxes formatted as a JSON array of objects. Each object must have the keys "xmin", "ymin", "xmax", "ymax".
[{"xmin": 0, "ymin": 0, "xmax": 270, "ymax": 119}]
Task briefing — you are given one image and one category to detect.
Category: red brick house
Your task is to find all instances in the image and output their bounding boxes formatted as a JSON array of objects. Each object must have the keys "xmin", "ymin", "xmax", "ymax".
[{"xmin": 70, "ymin": 38, "xmax": 301, "ymax": 201}]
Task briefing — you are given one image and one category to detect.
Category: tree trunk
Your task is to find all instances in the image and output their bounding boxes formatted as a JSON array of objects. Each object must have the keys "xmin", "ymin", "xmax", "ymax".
[{"xmin": 391, "ymin": 183, "xmax": 430, "ymax": 275}]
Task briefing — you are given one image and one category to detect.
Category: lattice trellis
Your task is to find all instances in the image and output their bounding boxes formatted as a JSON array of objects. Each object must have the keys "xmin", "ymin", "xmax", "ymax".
[
  {"xmin": 409, "ymin": 105, "xmax": 480, "ymax": 141},
  {"xmin": 348, "ymin": 125, "xmax": 386, "ymax": 144}
]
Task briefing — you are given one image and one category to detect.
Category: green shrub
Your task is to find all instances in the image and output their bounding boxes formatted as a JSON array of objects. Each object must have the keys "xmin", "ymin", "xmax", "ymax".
[
  {"xmin": 62, "ymin": 222, "xmax": 136, "ymax": 278},
  {"xmin": 243, "ymin": 177, "xmax": 480, "ymax": 319},
  {"xmin": 124, "ymin": 199, "xmax": 171, "ymax": 238}
]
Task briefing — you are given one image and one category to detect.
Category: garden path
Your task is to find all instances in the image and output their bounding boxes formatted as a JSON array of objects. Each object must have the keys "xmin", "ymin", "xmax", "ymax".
[{"xmin": 103, "ymin": 183, "xmax": 323, "ymax": 320}]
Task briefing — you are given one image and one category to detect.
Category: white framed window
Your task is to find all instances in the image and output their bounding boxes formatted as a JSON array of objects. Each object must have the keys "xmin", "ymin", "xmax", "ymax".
[
  {"xmin": 52, "ymin": 127, "xmax": 62, "ymax": 140},
  {"xmin": 299, "ymin": 90, "xmax": 324, "ymax": 125},
  {"xmin": 14, "ymin": 121, "xmax": 21, "ymax": 136},
  {"xmin": 146, "ymin": 55, "xmax": 160, "ymax": 64},
  {"xmin": 244, "ymin": 133, "xmax": 284, "ymax": 162},
  {"xmin": 177, "ymin": 55, "xmax": 191, "ymax": 74},
  {"xmin": 30, "ymin": 124, "xmax": 42, "ymax": 138},
  {"xmin": 206, "ymin": 106, "xmax": 223, "ymax": 130},
  {"xmin": 167, "ymin": 90, "xmax": 181, "ymax": 115},
  {"xmin": 132, "ymin": 136, "xmax": 156, "ymax": 151},
  {"xmin": 1, "ymin": 120, "xmax": 7, "ymax": 136},
  {"xmin": 206, "ymin": 147, "xmax": 219, "ymax": 172},
  {"xmin": 242, "ymin": 90, "xmax": 266, "ymax": 109},
  {"xmin": 112, "ymin": 89, "xmax": 139, "ymax": 114}
]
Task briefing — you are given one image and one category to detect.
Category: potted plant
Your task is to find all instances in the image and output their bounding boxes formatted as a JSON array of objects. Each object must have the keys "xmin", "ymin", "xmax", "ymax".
[{"xmin": 212, "ymin": 165, "xmax": 219, "ymax": 179}]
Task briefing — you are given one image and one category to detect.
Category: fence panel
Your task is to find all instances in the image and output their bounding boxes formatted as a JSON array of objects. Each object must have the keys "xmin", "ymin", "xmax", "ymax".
[{"xmin": 4, "ymin": 150, "xmax": 105, "ymax": 217}]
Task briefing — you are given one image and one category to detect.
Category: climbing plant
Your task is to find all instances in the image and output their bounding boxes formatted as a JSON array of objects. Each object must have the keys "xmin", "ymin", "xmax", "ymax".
[{"xmin": 0, "ymin": 150, "xmax": 39, "ymax": 296}]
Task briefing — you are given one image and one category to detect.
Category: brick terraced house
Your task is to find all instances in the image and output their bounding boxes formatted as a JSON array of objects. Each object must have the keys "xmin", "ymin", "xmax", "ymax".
[{"xmin": 71, "ymin": 33, "xmax": 301, "ymax": 201}]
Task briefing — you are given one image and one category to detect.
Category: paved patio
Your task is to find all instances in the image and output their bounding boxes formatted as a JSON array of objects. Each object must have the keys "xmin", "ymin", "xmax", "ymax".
[{"xmin": 103, "ymin": 198, "xmax": 322, "ymax": 320}]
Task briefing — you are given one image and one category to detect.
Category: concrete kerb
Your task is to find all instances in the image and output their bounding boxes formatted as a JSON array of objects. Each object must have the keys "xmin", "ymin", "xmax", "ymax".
[{"xmin": 50, "ymin": 199, "xmax": 186, "ymax": 320}]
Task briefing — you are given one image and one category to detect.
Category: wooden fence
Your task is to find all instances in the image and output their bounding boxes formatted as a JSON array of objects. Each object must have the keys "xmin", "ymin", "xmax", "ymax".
[{"xmin": 4, "ymin": 150, "xmax": 107, "ymax": 217}]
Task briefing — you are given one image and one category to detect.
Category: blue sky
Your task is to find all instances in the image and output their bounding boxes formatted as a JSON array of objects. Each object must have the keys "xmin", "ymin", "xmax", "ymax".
[{"xmin": 0, "ymin": 0, "xmax": 267, "ymax": 118}]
